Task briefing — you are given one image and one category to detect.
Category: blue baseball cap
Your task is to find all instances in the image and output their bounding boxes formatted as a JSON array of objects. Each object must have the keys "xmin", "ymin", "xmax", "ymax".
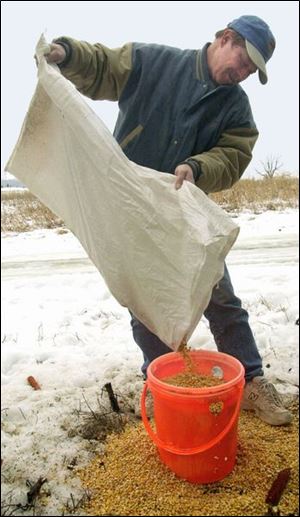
[{"xmin": 227, "ymin": 15, "xmax": 276, "ymax": 84}]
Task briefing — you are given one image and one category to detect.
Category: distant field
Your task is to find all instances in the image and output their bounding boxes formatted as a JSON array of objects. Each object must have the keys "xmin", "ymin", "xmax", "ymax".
[
  {"xmin": 1, "ymin": 176, "xmax": 299, "ymax": 233},
  {"xmin": 210, "ymin": 175, "xmax": 299, "ymax": 211},
  {"xmin": 1, "ymin": 189, "xmax": 64, "ymax": 232}
]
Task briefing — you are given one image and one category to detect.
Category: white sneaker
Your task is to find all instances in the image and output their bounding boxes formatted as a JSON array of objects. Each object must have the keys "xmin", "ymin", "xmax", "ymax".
[{"xmin": 242, "ymin": 376, "xmax": 292, "ymax": 426}]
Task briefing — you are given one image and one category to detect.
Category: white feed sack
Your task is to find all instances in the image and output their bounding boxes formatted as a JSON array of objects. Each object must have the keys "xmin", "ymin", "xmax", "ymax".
[{"xmin": 5, "ymin": 35, "xmax": 239, "ymax": 350}]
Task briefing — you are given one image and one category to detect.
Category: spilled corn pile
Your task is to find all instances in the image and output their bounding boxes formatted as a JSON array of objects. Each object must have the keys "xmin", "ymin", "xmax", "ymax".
[
  {"xmin": 77, "ymin": 403, "xmax": 298, "ymax": 516},
  {"xmin": 77, "ymin": 346, "xmax": 298, "ymax": 515}
]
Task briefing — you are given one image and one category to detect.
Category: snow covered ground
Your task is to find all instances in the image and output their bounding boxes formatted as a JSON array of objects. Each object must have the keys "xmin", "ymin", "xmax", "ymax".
[{"xmin": 1, "ymin": 208, "xmax": 299, "ymax": 515}]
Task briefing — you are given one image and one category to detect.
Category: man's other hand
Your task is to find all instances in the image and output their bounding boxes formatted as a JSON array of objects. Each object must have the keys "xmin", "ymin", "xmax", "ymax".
[
  {"xmin": 44, "ymin": 43, "xmax": 67, "ymax": 64},
  {"xmin": 174, "ymin": 164, "xmax": 195, "ymax": 190}
]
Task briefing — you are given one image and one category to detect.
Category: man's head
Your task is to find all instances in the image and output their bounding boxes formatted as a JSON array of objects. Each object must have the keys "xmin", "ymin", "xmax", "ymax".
[
  {"xmin": 227, "ymin": 15, "xmax": 275, "ymax": 84},
  {"xmin": 207, "ymin": 15, "xmax": 275, "ymax": 86}
]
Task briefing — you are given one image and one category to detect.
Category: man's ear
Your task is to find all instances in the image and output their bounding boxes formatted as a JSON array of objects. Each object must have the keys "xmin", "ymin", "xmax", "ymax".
[{"xmin": 220, "ymin": 29, "xmax": 234, "ymax": 47}]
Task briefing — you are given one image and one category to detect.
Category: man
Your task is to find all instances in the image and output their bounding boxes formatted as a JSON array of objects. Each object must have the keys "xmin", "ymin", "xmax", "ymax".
[{"xmin": 45, "ymin": 15, "xmax": 291, "ymax": 426}]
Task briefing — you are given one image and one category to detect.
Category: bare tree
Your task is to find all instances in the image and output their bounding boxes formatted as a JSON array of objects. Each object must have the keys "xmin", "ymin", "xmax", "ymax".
[{"xmin": 255, "ymin": 155, "xmax": 283, "ymax": 178}]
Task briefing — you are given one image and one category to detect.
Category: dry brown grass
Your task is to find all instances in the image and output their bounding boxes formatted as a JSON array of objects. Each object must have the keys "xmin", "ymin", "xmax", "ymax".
[
  {"xmin": 1, "ymin": 176, "xmax": 299, "ymax": 233},
  {"xmin": 1, "ymin": 189, "xmax": 64, "ymax": 232},
  {"xmin": 209, "ymin": 176, "xmax": 299, "ymax": 212}
]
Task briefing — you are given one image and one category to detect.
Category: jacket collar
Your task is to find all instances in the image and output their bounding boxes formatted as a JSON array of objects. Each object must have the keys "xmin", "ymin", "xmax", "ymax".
[{"xmin": 196, "ymin": 43, "xmax": 218, "ymax": 88}]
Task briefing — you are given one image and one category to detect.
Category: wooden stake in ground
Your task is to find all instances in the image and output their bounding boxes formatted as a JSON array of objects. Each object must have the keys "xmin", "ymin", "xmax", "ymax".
[{"xmin": 103, "ymin": 382, "xmax": 120, "ymax": 412}]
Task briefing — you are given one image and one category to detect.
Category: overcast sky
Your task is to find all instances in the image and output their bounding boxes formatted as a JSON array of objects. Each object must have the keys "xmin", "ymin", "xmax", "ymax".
[{"xmin": 1, "ymin": 1, "xmax": 299, "ymax": 178}]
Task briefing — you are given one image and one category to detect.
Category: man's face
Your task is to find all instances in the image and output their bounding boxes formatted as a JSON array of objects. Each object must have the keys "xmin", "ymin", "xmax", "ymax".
[{"xmin": 211, "ymin": 37, "xmax": 257, "ymax": 85}]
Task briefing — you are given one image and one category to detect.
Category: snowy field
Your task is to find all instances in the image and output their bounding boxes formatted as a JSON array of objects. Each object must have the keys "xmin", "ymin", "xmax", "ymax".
[{"xmin": 1, "ymin": 208, "xmax": 299, "ymax": 515}]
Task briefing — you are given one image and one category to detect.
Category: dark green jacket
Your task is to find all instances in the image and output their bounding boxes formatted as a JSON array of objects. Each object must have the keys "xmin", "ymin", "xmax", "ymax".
[{"xmin": 57, "ymin": 38, "xmax": 259, "ymax": 193}]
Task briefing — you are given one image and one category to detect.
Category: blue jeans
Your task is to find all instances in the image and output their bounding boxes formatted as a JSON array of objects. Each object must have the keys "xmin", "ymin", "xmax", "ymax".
[{"xmin": 130, "ymin": 263, "xmax": 263, "ymax": 381}]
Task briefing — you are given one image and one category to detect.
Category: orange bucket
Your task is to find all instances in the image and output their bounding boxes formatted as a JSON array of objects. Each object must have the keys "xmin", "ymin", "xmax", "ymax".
[{"xmin": 141, "ymin": 350, "xmax": 245, "ymax": 483}]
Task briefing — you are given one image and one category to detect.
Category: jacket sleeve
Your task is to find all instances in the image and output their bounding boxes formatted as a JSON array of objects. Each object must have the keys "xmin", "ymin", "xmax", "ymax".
[
  {"xmin": 54, "ymin": 37, "xmax": 133, "ymax": 101},
  {"xmin": 190, "ymin": 127, "xmax": 259, "ymax": 193}
]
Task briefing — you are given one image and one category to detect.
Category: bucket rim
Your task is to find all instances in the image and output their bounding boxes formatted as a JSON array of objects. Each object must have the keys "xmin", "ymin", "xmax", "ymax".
[{"xmin": 147, "ymin": 350, "xmax": 245, "ymax": 396}]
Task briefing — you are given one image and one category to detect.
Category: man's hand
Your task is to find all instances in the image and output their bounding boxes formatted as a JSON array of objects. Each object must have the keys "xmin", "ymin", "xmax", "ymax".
[
  {"xmin": 174, "ymin": 164, "xmax": 195, "ymax": 190},
  {"xmin": 44, "ymin": 43, "xmax": 67, "ymax": 64}
]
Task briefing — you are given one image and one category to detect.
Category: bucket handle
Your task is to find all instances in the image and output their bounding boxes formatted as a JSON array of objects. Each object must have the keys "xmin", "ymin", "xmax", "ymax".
[{"xmin": 141, "ymin": 381, "xmax": 244, "ymax": 456}]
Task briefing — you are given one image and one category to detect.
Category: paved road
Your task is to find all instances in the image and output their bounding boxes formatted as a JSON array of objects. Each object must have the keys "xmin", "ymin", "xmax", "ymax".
[{"xmin": 1, "ymin": 233, "xmax": 298, "ymax": 278}]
